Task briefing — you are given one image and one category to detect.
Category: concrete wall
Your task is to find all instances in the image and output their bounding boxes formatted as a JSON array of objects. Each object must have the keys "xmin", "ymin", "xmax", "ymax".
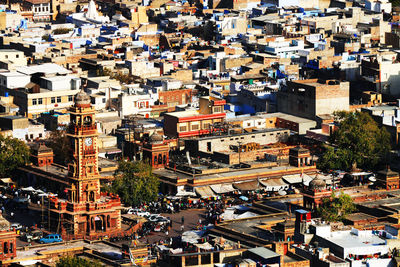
[{"xmin": 186, "ymin": 128, "xmax": 290, "ymax": 154}]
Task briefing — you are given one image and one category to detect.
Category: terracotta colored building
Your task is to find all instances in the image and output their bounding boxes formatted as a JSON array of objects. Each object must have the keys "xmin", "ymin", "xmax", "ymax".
[
  {"xmin": 30, "ymin": 143, "xmax": 54, "ymax": 167},
  {"xmin": 376, "ymin": 168, "xmax": 399, "ymax": 190},
  {"xmin": 142, "ymin": 132, "xmax": 169, "ymax": 169},
  {"xmin": 0, "ymin": 213, "xmax": 17, "ymax": 265},
  {"xmin": 48, "ymin": 90, "xmax": 123, "ymax": 239}
]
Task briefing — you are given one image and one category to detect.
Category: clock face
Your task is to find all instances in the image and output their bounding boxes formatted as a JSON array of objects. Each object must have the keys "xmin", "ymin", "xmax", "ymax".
[{"xmin": 84, "ymin": 137, "xmax": 93, "ymax": 147}]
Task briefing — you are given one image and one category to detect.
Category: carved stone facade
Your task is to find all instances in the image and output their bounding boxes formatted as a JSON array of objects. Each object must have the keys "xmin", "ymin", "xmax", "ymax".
[{"xmin": 49, "ymin": 90, "xmax": 123, "ymax": 239}]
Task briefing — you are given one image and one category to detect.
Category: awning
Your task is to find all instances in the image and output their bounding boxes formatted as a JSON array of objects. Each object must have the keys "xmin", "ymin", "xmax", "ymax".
[
  {"xmin": 282, "ymin": 174, "xmax": 302, "ymax": 184},
  {"xmin": 210, "ymin": 184, "xmax": 235, "ymax": 194},
  {"xmin": 260, "ymin": 178, "xmax": 289, "ymax": 191},
  {"xmin": 233, "ymin": 180, "xmax": 263, "ymax": 191},
  {"xmin": 194, "ymin": 242, "xmax": 213, "ymax": 250},
  {"xmin": 21, "ymin": 186, "xmax": 35, "ymax": 192},
  {"xmin": 195, "ymin": 186, "xmax": 216, "ymax": 198},
  {"xmin": 0, "ymin": 178, "xmax": 13, "ymax": 184},
  {"xmin": 301, "ymin": 174, "xmax": 314, "ymax": 186}
]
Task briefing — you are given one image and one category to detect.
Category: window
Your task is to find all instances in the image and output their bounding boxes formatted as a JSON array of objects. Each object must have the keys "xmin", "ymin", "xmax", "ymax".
[
  {"xmin": 57, "ymin": 96, "xmax": 61, "ymax": 103},
  {"xmin": 102, "ymin": 98, "xmax": 106, "ymax": 103},
  {"xmin": 258, "ymin": 122, "xmax": 261, "ymax": 125},
  {"xmin": 192, "ymin": 124, "xmax": 199, "ymax": 130},
  {"xmin": 16, "ymin": 54, "xmax": 19, "ymax": 58},
  {"xmin": 51, "ymin": 97, "xmax": 55, "ymax": 103},
  {"xmin": 5, "ymin": 55, "xmax": 7, "ymax": 59},
  {"xmin": 32, "ymin": 99, "xmax": 37, "ymax": 105},
  {"xmin": 38, "ymin": 98, "xmax": 43, "ymax": 105},
  {"xmin": 247, "ymin": 123, "xmax": 251, "ymax": 127},
  {"xmin": 207, "ymin": 142, "xmax": 211, "ymax": 152},
  {"xmin": 30, "ymin": 134, "xmax": 33, "ymax": 139},
  {"xmin": 39, "ymin": 133, "xmax": 42, "ymax": 138},
  {"xmin": 68, "ymin": 95, "xmax": 73, "ymax": 102},
  {"xmin": 179, "ymin": 126, "xmax": 187, "ymax": 132}
]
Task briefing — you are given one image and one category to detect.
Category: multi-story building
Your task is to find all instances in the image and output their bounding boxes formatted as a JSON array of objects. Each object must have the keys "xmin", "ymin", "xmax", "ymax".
[
  {"xmin": 277, "ymin": 79, "xmax": 349, "ymax": 120},
  {"xmin": 361, "ymin": 53, "xmax": 400, "ymax": 96},
  {"xmin": 5, "ymin": 76, "xmax": 80, "ymax": 119},
  {"xmin": 0, "ymin": 115, "xmax": 46, "ymax": 141},
  {"xmin": 163, "ymin": 96, "xmax": 226, "ymax": 138},
  {"xmin": 21, "ymin": 0, "xmax": 52, "ymax": 22}
]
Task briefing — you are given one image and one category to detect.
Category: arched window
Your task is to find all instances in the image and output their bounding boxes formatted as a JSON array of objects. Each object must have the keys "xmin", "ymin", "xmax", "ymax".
[
  {"xmin": 10, "ymin": 242, "xmax": 13, "ymax": 254},
  {"xmin": 158, "ymin": 154, "xmax": 162, "ymax": 164},
  {"xmin": 89, "ymin": 191, "xmax": 95, "ymax": 201},
  {"xmin": 4, "ymin": 242, "xmax": 8, "ymax": 254}
]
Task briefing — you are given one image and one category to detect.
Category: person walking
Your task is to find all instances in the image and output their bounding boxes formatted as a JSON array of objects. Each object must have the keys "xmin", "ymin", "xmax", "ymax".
[{"xmin": 181, "ymin": 216, "xmax": 184, "ymax": 225}]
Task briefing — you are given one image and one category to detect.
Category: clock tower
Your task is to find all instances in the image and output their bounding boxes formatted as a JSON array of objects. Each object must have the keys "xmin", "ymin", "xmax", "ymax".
[
  {"xmin": 48, "ymin": 89, "xmax": 126, "ymax": 239},
  {"xmin": 67, "ymin": 90, "xmax": 100, "ymax": 203}
]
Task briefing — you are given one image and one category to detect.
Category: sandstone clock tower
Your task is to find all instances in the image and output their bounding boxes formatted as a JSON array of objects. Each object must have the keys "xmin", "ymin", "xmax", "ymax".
[
  {"xmin": 49, "ymin": 90, "xmax": 124, "ymax": 239},
  {"xmin": 67, "ymin": 90, "xmax": 100, "ymax": 203}
]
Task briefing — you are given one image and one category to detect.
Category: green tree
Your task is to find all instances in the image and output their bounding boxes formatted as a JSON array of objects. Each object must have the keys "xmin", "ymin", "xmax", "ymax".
[
  {"xmin": 42, "ymin": 34, "xmax": 51, "ymax": 41},
  {"xmin": 318, "ymin": 111, "xmax": 390, "ymax": 171},
  {"xmin": 56, "ymin": 256, "xmax": 102, "ymax": 267},
  {"xmin": 0, "ymin": 135, "xmax": 30, "ymax": 177},
  {"xmin": 107, "ymin": 161, "xmax": 159, "ymax": 206},
  {"xmin": 317, "ymin": 191, "xmax": 355, "ymax": 222},
  {"xmin": 52, "ymin": 28, "xmax": 71, "ymax": 35},
  {"xmin": 47, "ymin": 129, "xmax": 71, "ymax": 165}
]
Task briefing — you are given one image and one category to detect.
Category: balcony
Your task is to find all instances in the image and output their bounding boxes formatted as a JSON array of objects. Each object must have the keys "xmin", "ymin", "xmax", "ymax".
[{"xmin": 69, "ymin": 124, "xmax": 97, "ymax": 135}]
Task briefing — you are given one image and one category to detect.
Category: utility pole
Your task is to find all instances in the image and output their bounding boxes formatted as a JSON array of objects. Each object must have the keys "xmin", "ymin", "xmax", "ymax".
[{"xmin": 238, "ymin": 141, "xmax": 242, "ymax": 165}]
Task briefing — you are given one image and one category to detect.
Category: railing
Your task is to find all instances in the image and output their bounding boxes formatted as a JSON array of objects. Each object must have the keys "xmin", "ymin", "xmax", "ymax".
[{"xmin": 69, "ymin": 124, "xmax": 97, "ymax": 135}]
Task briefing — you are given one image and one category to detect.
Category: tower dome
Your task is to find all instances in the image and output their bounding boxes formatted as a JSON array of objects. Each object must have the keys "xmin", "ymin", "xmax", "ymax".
[
  {"xmin": 309, "ymin": 175, "xmax": 326, "ymax": 190},
  {"xmin": 75, "ymin": 89, "xmax": 91, "ymax": 107},
  {"xmin": 149, "ymin": 132, "xmax": 163, "ymax": 144}
]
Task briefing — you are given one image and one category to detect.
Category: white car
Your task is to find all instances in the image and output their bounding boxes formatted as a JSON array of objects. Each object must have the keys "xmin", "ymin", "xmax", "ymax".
[
  {"xmin": 148, "ymin": 214, "xmax": 162, "ymax": 222},
  {"xmin": 126, "ymin": 208, "xmax": 150, "ymax": 217},
  {"xmin": 11, "ymin": 223, "xmax": 22, "ymax": 230}
]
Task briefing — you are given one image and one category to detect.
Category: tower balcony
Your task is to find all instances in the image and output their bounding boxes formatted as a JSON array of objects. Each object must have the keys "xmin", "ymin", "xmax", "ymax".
[{"xmin": 69, "ymin": 124, "xmax": 98, "ymax": 135}]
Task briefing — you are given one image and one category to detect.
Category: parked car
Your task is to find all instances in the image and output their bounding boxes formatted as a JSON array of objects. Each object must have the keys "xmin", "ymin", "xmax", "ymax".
[
  {"xmin": 39, "ymin": 234, "xmax": 62, "ymax": 244},
  {"xmin": 126, "ymin": 208, "xmax": 150, "ymax": 217},
  {"xmin": 22, "ymin": 230, "xmax": 43, "ymax": 242},
  {"xmin": 148, "ymin": 214, "xmax": 161, "ymax": 222},
  {"xmin": 10, "ymin": 223, "xmax": 22, "ymax": 230}
]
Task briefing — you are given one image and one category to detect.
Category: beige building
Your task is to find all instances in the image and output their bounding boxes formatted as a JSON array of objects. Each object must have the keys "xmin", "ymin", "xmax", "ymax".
[
  {"xmin": 0, "ymin": 50, "xmax": 27, "ymax": 70},
  {"xmin": 277, "ymin": 79, "xmax": 349, "ymax": 120},
  {"xmin": 0, "ymin": 12, "xmax": 23, "ymax": 31}
]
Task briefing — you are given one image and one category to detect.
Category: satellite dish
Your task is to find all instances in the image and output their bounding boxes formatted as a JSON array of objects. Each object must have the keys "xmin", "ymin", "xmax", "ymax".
[
  {"xmin": 278, "ymin": 190, "xmax": 287, "ymax": 196},
  {"xmin": 369, "ymin": 176, "xmax": 376, "ymax": 182}
]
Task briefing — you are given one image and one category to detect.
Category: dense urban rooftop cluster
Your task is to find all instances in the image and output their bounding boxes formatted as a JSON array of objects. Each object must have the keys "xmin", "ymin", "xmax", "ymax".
[{"xmin": 1, "ymin": 0, "xmax": 400, "ymax": 265}]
